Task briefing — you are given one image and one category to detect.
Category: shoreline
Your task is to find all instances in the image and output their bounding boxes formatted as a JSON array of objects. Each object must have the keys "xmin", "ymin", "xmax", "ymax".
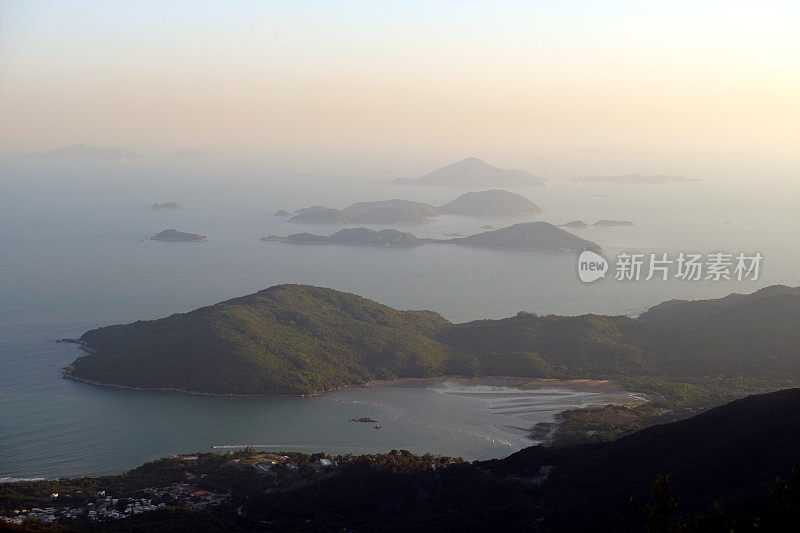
[
  {"xmin": 63, "ymin": 363, "xmax": 640, "ymax": 402},
  {"xmin": 267, "ymin": 239, "xmax": 599, "ymax": 253},
  {"xmin": 280, "ymin": 240, "xmax": 422, "ymax": 247},
  {"xmin": 59, "ymin": 340, "xmax": 642, "ymax": 401},
  {"xmin": 62, "ymin": 366, "xmax": 347, "ymax": 399}
]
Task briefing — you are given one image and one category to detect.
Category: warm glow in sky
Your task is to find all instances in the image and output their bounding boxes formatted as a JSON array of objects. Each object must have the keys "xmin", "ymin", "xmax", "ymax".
[{"xmin": 1, "ymin": 1, "xmax": 798, "ymax": 163}]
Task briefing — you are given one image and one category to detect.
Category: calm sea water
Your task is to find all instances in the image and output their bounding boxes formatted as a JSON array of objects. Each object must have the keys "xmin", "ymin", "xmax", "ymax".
[{"xmin": 1, "ymin": 159, "xmax": 798, "ymax": 478}]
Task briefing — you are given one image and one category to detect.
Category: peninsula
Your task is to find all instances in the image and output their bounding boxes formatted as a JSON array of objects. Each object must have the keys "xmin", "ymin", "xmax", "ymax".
[{"xmin": 65, "ymin": 284, "xmax": 800, "ymax": 399}]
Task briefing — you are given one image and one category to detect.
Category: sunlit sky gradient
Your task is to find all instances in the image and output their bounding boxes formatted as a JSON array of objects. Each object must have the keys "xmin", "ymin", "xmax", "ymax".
[{"xmin": 1, "ymin": 1, "xmax": 798, "ymax": 173}]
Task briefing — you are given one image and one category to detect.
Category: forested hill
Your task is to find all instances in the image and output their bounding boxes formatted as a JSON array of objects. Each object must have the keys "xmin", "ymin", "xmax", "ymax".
[
  {"xmin": 491, "ymin": 387, "xmax": 800, "ymax": 530},
  {"xmin": 67, "ymin": 284, "xmax": 800, "ymax": 397},
  {"xmin": 640, "ymin": 284, "xmax": 800, "ymax": 329},
  {"xmin": 71, "ymin": 285, "xmax": 453, "ymax": 396}
]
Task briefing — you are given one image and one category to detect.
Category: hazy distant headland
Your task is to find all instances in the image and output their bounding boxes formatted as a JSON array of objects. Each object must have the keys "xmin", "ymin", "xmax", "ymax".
[
  {"xmin": 281, "ymin": 228, "xmax": 425, "ymax": 247},
  {"xmin": 63, "ymin": 284, "xmax": 800, "ymax": 398},
  {"xmin": 560, "ymin": 219, "xmax": 634, "ymax": 228},
  {"xmin": 150, "ymin": 202, "xmax": 181, "ymax": 210},
  {"xmin": 288, "ymin": 189, "xmax": 541, "ymax": 225},
  {"xmin": 428, "ymin": 222, "xmax": 603, "ymax": 252},
  {"xmin": 393, "ymin": 157, "xmax": 546, "ymax": 187},
  {"xmin": 166, "ymin": 148, "xmax": 217, "ymax": 164},
  {"xmin": 291, "ymin": 200, "xmax": 438, "ymax": 225},
  {"xmin": 150, "ymin": 229, "xmax": 207, "ymax": 242},
  {"xmin": 593, "ymin": 219, "xmax": 634, "ymax": 227},
  {"xmin": 560, "ymin": 220, "xmax": 590, "ymax": 228},
  {"xmin": 573, "ymin": 174, "xmax": 702, "ymax": 184},
  {"xmin": 267, "ymin": 222, "xmax": 602, "ymax": 253},
  {"xmin": 31, "ymin": 144, "xmax": 143, "ymax": 162},
  {"xmin": 25, "ymin": 144, "xmax": 217, "ymax": 165}
]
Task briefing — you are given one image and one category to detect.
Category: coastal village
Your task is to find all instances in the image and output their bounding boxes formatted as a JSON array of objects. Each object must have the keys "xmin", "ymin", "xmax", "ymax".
[
  {"xmin": 1, "ymin": 450, "xmax": 344, "ymax": 528},
  {"xmin": 1, "ymin": 491, "xmax": 168, "ymax": 526}
]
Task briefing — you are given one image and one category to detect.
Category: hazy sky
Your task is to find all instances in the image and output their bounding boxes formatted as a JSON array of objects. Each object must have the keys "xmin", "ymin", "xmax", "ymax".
[{"xmin": 1, "ymin": 1, "xmax": 798, "ymax": 167}]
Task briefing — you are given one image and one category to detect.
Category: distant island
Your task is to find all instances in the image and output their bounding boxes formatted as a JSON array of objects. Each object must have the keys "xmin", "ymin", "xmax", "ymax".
[
  {"xmin": 265, "ymin": 222, "xmax": 601, "ymax": 253},
  {"xmin": 150, "ymin": 229, "xmax": 207, "ymax": 242},
  {"xmin": 290, "ymin": 206, "xmax": 351, "ymax": 224},
  {"xmin": 573, "ymin": 174, "xmax": 702, "ymax": 184},
  {"xmin": 27, "ymin": 145, "xmax": 221, "ymax": 164},
  {"xmin": 438, "ymin": 189, "xmax": 542, "ymax": 216},
  {"xmin": 283, "ymin": 228, "xmax": 424, "ymax": 246},
  {"xmin": 559, "ymin": 219, "xmax": 633, "ymax": 228},
  {"xmin": 392, "ymin": 157, "xmax": 546, "ymax": 187},
  {"xmin": 273, "ymin": 210, "xmax": 291, "ymax": 217},
  {"xmin": 31, "ymin": 144, "xmax": 142, "ymax": 162},
  {"xmin": 289, "ymin": 189, "xmax": 541, "ymax": 225},
  {"xmin": 432, "ymin": 222, "xmax": 602, "ymax": 252},
  {"xmin": 593, "ymin": 219, "xmax": 634, "ymax": 227},
  {"xmin": 167, "ymin": 148, "xmax": 217, "ymax": 164},
  {"xmin": 150, "ymin": 202, "xmax": 181, "ymax": 210},
  {"xmin": 560, "ymin": 220, "xmax": 589, "ymax": 228},
  {"xmin": 63, "ymin": 284, "xmax": 800, "ymax": 398}
]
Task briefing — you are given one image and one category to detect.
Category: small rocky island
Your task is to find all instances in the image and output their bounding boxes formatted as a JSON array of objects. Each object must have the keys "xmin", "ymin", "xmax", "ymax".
[
  {"xmin": 288, "ymin": 189, "xmax": 541, "ymax": 225},
  {"xmin": 560, "ymin": 220, "xmax": 589, "ymax": 228},
  {"xmin": 150, "ymin": 202, "xmax": 181, "ymax": 210},
  {"xmin": 273, "ymin": 210, "xmax": 291, "ymax": 217},
  {"xmin": 150, "ymin": 229, "xmax": 207, "ymax": 242}
]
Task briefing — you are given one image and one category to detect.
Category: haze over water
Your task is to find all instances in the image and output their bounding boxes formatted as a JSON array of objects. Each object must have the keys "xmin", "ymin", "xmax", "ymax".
[
  {"xmin": 1, "ymin": 0, "xmax": 799, "ymax": 482},
  {"xmin": 1, "ymin": 160, "xmax": 798, "ymax": 479}
]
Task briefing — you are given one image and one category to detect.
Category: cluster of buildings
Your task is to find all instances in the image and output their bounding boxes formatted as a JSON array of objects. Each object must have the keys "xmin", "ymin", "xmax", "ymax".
[
  {"xmin": 149, "ymin": 482, "xmax": 229, "ymax": 510},
  {"xmin": 1, "ymin": 490, "xmax": 166, "ymax": 527}
]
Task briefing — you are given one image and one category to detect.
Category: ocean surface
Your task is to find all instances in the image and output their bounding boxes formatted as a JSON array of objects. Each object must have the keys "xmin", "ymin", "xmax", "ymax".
[{"xmin": 1, "ymin": 159, "xmax": 798, "ymax": 479}]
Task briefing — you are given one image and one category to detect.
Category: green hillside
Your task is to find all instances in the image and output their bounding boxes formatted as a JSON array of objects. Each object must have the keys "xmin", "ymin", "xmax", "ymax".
[
  {"xmin": 68, "ymin": 284, "xmax": 800, "ymax": 398},
  {"xmin": 71, "ymin": 285, "xmax": 452, "ymax": 395}
]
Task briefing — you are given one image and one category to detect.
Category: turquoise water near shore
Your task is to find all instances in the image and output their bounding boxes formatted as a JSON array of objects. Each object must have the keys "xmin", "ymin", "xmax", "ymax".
[{"xmin": 1, "ymin": 161, "xmax": 798, "ymax": 478}]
